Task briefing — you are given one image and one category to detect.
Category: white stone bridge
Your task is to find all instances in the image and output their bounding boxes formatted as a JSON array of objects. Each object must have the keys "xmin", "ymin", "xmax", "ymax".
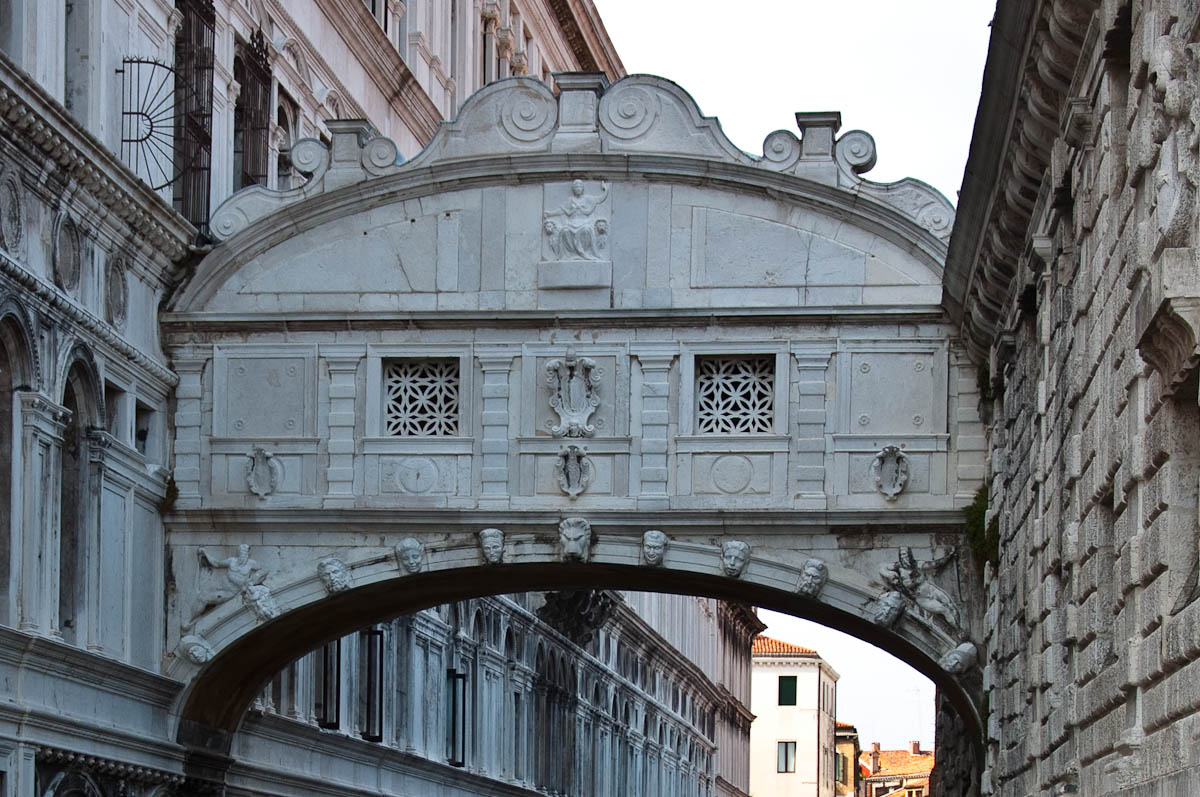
[{"xmin": 162, "ymin": 74, "xmax": 985, "ymax": 785}]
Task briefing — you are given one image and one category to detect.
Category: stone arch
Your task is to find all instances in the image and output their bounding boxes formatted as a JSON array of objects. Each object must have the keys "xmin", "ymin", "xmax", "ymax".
[
  {"xmin": 0, "ymin": 297, "xmax": 35, "ymax": 627},
  {"xmin": 42, "ymin": 768, "xmax": 104, "ymax": 797}
]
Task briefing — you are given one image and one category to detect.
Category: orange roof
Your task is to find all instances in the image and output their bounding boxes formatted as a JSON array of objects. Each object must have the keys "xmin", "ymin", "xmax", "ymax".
[
  {"xmin": 752, "ymin": 635, "xmax": 817, "ymax": 656},
  {"xmin": 860, "ymin": 749, "xmax": 935, "ymax": 778},
  {"xmin": 836, "ymin": 721, "xmax": 856, "ymax": 729}
]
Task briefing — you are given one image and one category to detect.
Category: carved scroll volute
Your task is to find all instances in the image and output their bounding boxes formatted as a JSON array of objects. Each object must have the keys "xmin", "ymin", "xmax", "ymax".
[{"xmin": 546, "ymin": 347, "xmax": 600, "ymax": 437}]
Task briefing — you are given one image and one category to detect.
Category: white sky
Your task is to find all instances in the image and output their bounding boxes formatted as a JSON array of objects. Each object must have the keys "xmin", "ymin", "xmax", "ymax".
[{"xmin": 593, "ymin": 0, "xmax": 995, "ymax": 750}]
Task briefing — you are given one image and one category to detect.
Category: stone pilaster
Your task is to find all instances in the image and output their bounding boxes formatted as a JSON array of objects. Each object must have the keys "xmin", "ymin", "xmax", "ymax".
[
  {"xmin": 84, "ymin": 428, "xmax": 113, "ymax": 653},
  {"xmin": 323, "ymin": 345, "xmax": 363, "ymax": 507},
  {"xmin": 476, "ymin": 349, "xmax": 516, "ymax": 501},
  {"xmin": 791, "ymin": 346, "xmax": 831, "ymax": 506},
  {"xmin": 632, "ymin": 348, "xmax": 675, "ymax": 506},
  {"xmin": 171, "ymin": 354, "xmax": 207, "ymax": 508},
  {"xmin": 15, "ymin": 391, "xmax": 67, "ymax": 634}
]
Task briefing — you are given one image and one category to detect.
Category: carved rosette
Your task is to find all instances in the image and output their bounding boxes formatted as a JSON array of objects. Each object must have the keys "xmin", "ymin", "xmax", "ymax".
[
  {"xmin": 558, "ymin": 517, "xmax": 594, "ymax": 562},
  {"xmin": 554, "ymin": 444, "xmax": 593, "ymax": 499},
  {"xmin": 546, "ymin": 348, "xmax": 601, "ymax": 437},
  {"xmin": 871, "ymin": 445, "xmax": 909, "ymax": 501}
]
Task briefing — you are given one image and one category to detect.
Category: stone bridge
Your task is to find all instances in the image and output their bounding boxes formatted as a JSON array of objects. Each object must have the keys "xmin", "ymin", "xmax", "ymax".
[{"xmin": 161, "ymin": 74, "xmax": 986, "ymax": 781}]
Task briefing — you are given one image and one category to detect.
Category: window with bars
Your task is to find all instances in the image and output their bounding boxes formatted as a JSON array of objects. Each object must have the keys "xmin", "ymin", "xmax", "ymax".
[
  {"xmin": 233, "ymin": 29, "xmax": 271, "ymax": 190},
  {"xmin": 383, "ymin": 359, "xmax": 461, "ymax": 436},
  {"xmin": 172, "ymin": 0, "xmax": 215, "ymax": 231},
  {"xmin": 695, "ymin": 355, "xmax": 775, "ymax": 434}
]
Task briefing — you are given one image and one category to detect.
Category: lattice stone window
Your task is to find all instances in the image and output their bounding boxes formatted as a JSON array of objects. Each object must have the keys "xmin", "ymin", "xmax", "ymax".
[
  {"xmin": 695, "ymin": 355, "xmax": 775, "ymax": 434},
  {"xmin": 383, "ymin": 359, "xmax": 460, "ymax": 436}
]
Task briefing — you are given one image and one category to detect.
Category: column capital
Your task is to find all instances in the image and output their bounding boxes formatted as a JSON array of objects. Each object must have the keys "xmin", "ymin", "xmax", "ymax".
[
  {"xmin": 475, "ymin": 348, "xmax": 518, "ymax": 370},
  {"xmin": 631, "ymin": 346, "xmax": 677, "ymax": 369},
  {"xmin": 18, "ymin": 391, "xmax": 69, "ymax": 432},
  {"xmin": 321, "ymin": 344, "xmax": 366, "ymax": 370}
]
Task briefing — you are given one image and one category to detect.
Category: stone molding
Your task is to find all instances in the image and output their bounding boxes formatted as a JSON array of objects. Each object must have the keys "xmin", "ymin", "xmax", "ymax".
[
  {"xmin": 0, "ymin": 51, "xmax": 193, "ymax": 265},
  {"xmin": 200, "ymin": 74, "xmax": 953, "ymax": 255}
]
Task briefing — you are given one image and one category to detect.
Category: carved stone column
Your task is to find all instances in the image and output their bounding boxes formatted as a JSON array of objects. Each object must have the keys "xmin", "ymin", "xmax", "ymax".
[
  {"xmin": 632, "ymin": 348, "xmax": 675, "ymax": 505},
  {"xmin": 322, "ymin": 345, "xmax": 363, "ymax": 507},
  {"xmin": 481, "ymin": 7, "xmax": 499, "ymax": 85},
  {"xmin": 84, "ymin": 428, "xmax": 113, "ymax": 652},
  {"xmin": 476, "ymin": 349, "xmax": 515, "ymax": 501},
  {"xmin": 15, "ymin": 392, "xmax": 67, "ymax": 633},
  {"xmin": 172, "ymin": 354, "xmax": 207, "ymax": 508},
  {"xmin": 792, "ymin": 346, "xmax": 831, "ymax": 506}
]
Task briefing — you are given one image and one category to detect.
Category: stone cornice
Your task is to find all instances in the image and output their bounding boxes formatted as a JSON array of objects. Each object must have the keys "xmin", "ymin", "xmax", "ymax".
[
  {"xmin": 0, "ymin": 252, "xmax": 179, "ymax": 388},
  {"xmin": 944, "ymin": 0, "xmax": 1097, "ymax": 360},
  {"xmin": 545, "ymin": 0, "xmax": 625, "ymax": 79},
  {"xmin": 35, "ymin": 747, "xmax": 185, "ymax": 787},
  {"xmin": 0, "ymin": 51, "xmax": 194, "ymax": 264}
]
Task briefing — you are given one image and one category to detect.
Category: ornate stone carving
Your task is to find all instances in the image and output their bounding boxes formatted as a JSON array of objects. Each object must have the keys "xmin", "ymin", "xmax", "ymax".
[
  {"xmin": 186, "ymin": 544, "xmax": 269, "ymax": 629},
  {"xmin": 317, "ymin": 557, "xmax": 351, "ymax": 593},
  {"xmin": 478, "ymin": 528, "xmax": 505, "ymax": 565},
  {"xmin": 878, "ymin": 547, "xmax": 961, "ymax": 629},
  {"xmin": 938, "ymin": 641, "xmax": 977, "ymax": 674},
  {"xmin": 500, "ymin": 88, "xmax": 557, "ymax": 143},
  {"xmin": 760, "ymin": 129, "xmax": 802, "ymax": 171},
  {"xmin": 52, "ymin": 212, "xmax": 81, "ymax": 293},
  {"xmin": 104, "ymin": 256, "xmax": 128, "ymax": 330},
  {"xmin": 180, "ymin": 634, "xmax": 214, "ymax": 664},
  {"xmin": 545, "ymin": 347, "xmax": 600, "ymax": 437},
  {"xmin": 871, "ymin": 445, "xmax": 910, "ymax": 501},
  {"xmin": 245, "ymin": 447, "xmax": 282, "ymax": 498},
  {"xmin": 871, "ymin": 590, "xmax": 908, "ymax": 627},
  {"xmin": 554, "ymin": 444, "xmax": 593, "ymax": 498},
  {"xmin": 719, "ymin": 540, "xmax": 750, "ymax": 579},
  {"xmin": 0, "ymin": 168, "xmax": 23, "ymax": 252},
  {"xmin": 395, "ymin": 538, "xmax": 424, "ymax": 573},
  {"xmin": 598, "ymin": 83, "xmax": 659, "ymax": 140},
  {"xmin": 542, "ymin": 180, "xmax": 610, "ymax": 261},
  {"xmin": 642, "ymin": 529, "xmax": 668, "ymax": 566},
  {"xmin": 384, "ymin": 359, "xmax": 460, "ymax": 437},
  {"xmin": 695, "ymin": 356, "xmax": 774, "ymax": 434},
  {"xmin": 537, "ymin": 589, "xmax": 617, "ymax": 646},
  {"xmin": 242, "ymin": 584, "xmax": 279, "ymax": 622},
  {"xmin": 795, "ymin": 558, "xmax": 828, "ymax": 598},
  {"xmin": 558, "ymin": 517, "xmax": 594, "ymax": 562}
]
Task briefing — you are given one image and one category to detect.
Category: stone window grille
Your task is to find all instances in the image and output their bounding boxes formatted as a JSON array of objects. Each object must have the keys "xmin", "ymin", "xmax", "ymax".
[
  {"xmin": 383, "ymin": 358, "xmax": 461, "ymax": 436},
  {"xmin": 695, "ymin": 355, "xmax": 775, "ymax": 434}
]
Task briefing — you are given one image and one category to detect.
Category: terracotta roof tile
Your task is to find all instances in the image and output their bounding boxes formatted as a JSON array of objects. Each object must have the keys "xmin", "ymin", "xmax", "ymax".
[
  {"xmin": 752, "ymin": 635, "xmax": 818, "ymax": 656},
  {"xmin": 860, "ymin": 749, "xmax": 935, "ymax": 778}
]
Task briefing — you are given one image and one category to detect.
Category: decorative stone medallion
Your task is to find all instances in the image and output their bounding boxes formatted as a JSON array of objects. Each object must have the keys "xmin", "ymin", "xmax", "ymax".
[
  {"xmin": 871, "ymin": 445, "xmax": 910, "ymax": 501},
  {"xmin": 711, "ymin": 454, "xmax": 754, "ymax": 494},
  {"xmin": 546, "ymin": 347, "xmax": 600, "ymax": 437},
  {"xmin": 0, "ymin": 170, "xmax": 23, "ymax": 252},
  {"xmin": 53, "ymin": 212, "xmax": 81, "ymax": 293},
  {"xmin": 245, "ymin": 447, "xmax": 282, "ymax": 498},
  {"xmin": 105, "ymin": 256, "xmax": 128, "ymax": 330},
  {"xmin": 554, "ymin": 444, "xmax": 593, "ymax": 499}
]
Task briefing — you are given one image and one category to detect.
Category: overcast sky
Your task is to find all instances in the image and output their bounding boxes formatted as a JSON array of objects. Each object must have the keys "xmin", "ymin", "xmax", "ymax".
[{"xmin": 593, "ymin": 0, "xmax": 995, "ymax": 750}]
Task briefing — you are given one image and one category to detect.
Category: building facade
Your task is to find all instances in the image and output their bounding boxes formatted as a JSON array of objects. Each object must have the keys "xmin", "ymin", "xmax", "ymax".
[
  {"xmin": 834, "ymin": 722, "xmax": 860, "ymax": 797},
  {"xmin": 748, "ymin": 636, "xmax": 838, "ymax": 797},
  {"xmin": 858, "ymin": 743, "xmax": 932, "ymax": 797},
  {"xmin": 946, "ymin": 0, "xmax": 1200, "ymax": 794}
]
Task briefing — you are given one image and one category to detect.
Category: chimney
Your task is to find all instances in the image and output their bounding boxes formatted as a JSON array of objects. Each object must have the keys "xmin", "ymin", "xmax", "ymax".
[
  {"xmin": 910, "ymin": 741, "xmax": 921, "ymax": 755},
  {"xmin": 871, "ymin": 742, "xmax": 880, "ymax": 752},
  {"xmin": 869, "ymin": 743, "xmax": 880, "ymax": 774}
]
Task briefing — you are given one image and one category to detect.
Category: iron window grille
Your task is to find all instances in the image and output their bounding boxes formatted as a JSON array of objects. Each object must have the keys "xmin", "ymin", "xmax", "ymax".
[
  {"xmin": 695, "ymin": 355, "xmax": 775, "ymax": 434},
  {"xmin": 171, "ymin": 0, "xmax": 215, "ymax": 232},
  {"xmin": 233, "ymin": 28, "xmax": 271, "ymax": 190}
]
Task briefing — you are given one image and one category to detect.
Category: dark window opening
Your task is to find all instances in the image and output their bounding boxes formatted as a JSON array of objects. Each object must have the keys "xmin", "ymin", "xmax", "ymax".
[
  {"xmin": 233, "ymin": 28, "xmax": 271, "ymax": 190},
  {"xmin": 172, "ymin": 0, "xmax": 215, "ymax": 234},
  {"xmin": 778, "ymin": 675, "xmax": 797, "ymax": 706}
]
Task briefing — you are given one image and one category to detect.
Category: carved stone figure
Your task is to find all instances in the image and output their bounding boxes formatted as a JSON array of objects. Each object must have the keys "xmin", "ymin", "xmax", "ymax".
[
  {"xmin": 242, "ymin": 584, "xmax": 279, "ymax": 622},
  {"xmin": 543, "ymin": 179, "xmax": 609, "ymax": 260},
  {"xmin": 317, "ymin": 557, "xmax": 351, "ymax": 593},
  {"xmin": 179, "ymin": 634, "xmax": 214, "ymax": 665},
  {"xmin": 871, "ymin": 590, "xmax": 908, "ymax": 627},
  {"xmin": 545, "ymin": 348, "xmax": 600, "ymax": 437},
  {"xmin": 871, "ymin": 445, "xmax": 909, "ymax": 501},
  {"xmin": 878, "ymin": 547, "xmax": 961, "ymax": 629},
  {"xmin": 559, "ymin": 517, "xmax": 594, "ymax": 562},
  {"xmin": 796, "ymin": 557, "xmax": 829, "ymax": 598},
  {"xmin": 555, "ymin": 444, "xmax": 594, "ymax": 498},
  {"xmin": 186, "ymin": 544, "xmax": 269, "ymax": 628},
  {"xmin": 720, "ymin": 540, "xmax": 751, "ymax": 578},
  {"xmin": 642, "ymin": 529, "xmax": 668, "ymax": 566},
  {"xmin": 478, "ymin": 528, "xmax": 505, "ymax": 565},
  {"xmin": 396, "ymin": 538, "xmax": 425, "ymax": 573},
  {"xmin": 246, "ymin": 446, "xmax": 282, "ymax": 498},
  {"xmin": 938, "ymin": 641, "xmax": 978, "ymax": 674}
]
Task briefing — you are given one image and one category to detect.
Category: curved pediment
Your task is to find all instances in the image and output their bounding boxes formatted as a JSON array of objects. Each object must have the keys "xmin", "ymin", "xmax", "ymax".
[{"xmin": 174, "ymin": 75, "xmax": 954, "ymax": 315}]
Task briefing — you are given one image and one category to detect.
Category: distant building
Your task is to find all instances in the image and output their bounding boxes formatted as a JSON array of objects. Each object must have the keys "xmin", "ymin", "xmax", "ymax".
[
  {"xmin": 859, "ymin": 741, "xmax": 934, "ymax": 797},
  {"xmin": 835, "ymin": 722, "xmax": 860, "ymax": 796},
  {"xmin": 749, "ymin": 635, "xmax": 839, "ymax": 797}
]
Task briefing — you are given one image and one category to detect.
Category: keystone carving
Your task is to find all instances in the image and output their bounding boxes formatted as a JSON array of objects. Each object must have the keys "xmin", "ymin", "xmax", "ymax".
[
  {"xmin": 641, "ymin": 529, "xmax": 668, "ymax": 567},
  {"xmin": 871, "ymin": 590, "xmax": 908, "ymax": 627},
  {"xmin": 179, "ymin": 634, "xmax": 214, "ymax": 664},
  {"xmin": 545, "ymin": 347, "xmax": 600, "ymax": 437},
  {"xmin": 938, "ymin": 641, "xmax": 977, "ymax": 674},
  {"xmin": 878, "ymin": 547, "xmax": 961, "ymax": 630},
  {"xmin": 478, "ymin": 527, "xmax": 505, "ymax": 564},
  {"xmin": 795, "ymin": 557, "xmax": 828, "ymax": 598},
  {"xmin": 186, "ymin": 544, "xmax": 270, "ymax": 629},
  {"xmin": 242, "ymin": 584, "xmax": 279, "ymax": 622},
  {"xmin": 317, "ymin": 558, "xmax": 351, "ymax": 593},
  {"xmin": 558, "ymin": 517, "xmax": 594, "ymax": 562},
  {"xmin": 396, "ymin": 538, "xmax": 425, "ymax": 573},
  {"xmin": 720, "ymin": 540, "xmax": 750, "ymax": 579},
  {"xmin": 554, "ymin": 444, "xmax": 593, "ymax": 498},
  {"xmin": 871, "ymin": 446, "xmax": 909, "ymax": 501}
]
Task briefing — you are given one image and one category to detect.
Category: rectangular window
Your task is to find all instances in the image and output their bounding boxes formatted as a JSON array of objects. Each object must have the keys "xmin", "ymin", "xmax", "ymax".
[
  {"xmin": 172, "ymin": 0, "xmax": 215, "ymax": 231},
  {"xmin": 695, "ymin": 355, "xmax": 775, "ymax": 434},
  {"xmin": 315, "ymin": 638, "xmax": 341, "ymax": 729},
  {"xmin": 383, "ymin": 358, "xmax": 461, "ymax": 436},
  {"xmin": 777, "ymin": 675, "xmax": 797, "ymax": 706},
  {"xmin": 777, "ymin": 741, "xmax": 796, "ymax": 773},
  {"xmin": 359, "ymin": 627, "xmax": 384, "ymax": 742},
  {"xmin": 233, "ymin": 29, "xmax": 271, "ymax": 190}
]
